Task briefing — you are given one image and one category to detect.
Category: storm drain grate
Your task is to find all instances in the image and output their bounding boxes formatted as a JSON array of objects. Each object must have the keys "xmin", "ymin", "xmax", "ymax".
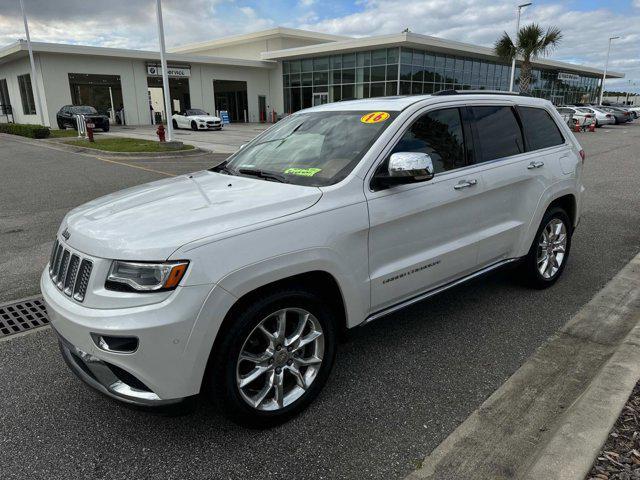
[{"xmin": 0, "ymin": 297, "xmax": 49, "ymax": 339}]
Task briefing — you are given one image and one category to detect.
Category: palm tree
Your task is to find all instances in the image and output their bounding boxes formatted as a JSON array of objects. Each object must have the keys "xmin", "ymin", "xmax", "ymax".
[{"xmin": 494, "ymin": 23, "xmax": 562, "ymax": 93}]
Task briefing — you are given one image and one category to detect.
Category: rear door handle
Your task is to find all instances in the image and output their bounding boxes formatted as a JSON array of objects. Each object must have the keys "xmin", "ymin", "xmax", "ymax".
[
  {"xmin": 527, "ymin": 161, "xmax": 545, "ymax": 169},
  {"xmin": 453, "ymin": 179, "xmax": 478, "ymax": 190}
]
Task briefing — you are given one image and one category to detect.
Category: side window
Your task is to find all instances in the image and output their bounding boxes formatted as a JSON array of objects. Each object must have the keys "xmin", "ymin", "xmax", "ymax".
[
  {"xmin": 518, "ymin": 106, "xmax": 565, "ymax": 151},
  {"xmin": 471, "ymin": 106, "xmax": 524, "ymax": 162},
  {"xmin": 17, "ymin": 73, "xmax": 36, "ymax": 115},
  {"xmin": 391, "ymin": 108, "xmax": 466, "ymax": 174}
]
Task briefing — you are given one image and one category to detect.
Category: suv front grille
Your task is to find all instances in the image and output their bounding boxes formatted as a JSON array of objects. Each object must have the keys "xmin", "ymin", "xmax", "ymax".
[{"xmin": 49, "ymin": 239, "xmax": 93, "ymax": 302}]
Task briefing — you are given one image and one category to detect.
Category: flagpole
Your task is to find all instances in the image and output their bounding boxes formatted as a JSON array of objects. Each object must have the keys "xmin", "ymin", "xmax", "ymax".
[
  {"xmin": 155, "ymin": 0, "xmax": 173, "ymax": 141},
  {"xmin": 19, "ymin": 0, "xmax": 45, "ymax": 125}
]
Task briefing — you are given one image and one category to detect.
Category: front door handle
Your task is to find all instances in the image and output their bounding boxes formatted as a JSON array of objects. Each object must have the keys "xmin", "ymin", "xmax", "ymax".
[
  {"xmin": 527, "ymin": 161, "xmax": 545, "ymax": 169},
  {"xmin": 453, "ymin": 179, "xmax": 478, "ymax": 190}
]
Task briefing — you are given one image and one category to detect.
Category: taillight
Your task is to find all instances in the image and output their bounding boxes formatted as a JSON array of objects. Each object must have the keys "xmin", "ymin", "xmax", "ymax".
[
  {"xmin": 585, "ymin": 114, "xmax": 592, "ymax": 118},
  {"xmin": 606, "ymin": 114, "xmax": 612, "ymax": 118},
  {"xmin": 579, "ymin": 150, "xmax": 585, "ymax": 162}
]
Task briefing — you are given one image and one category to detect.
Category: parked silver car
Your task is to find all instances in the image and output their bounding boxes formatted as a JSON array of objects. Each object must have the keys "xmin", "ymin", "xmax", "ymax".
[{"xmin": 576, "ymin": 107, "xmax": 614, "ymax": 126}]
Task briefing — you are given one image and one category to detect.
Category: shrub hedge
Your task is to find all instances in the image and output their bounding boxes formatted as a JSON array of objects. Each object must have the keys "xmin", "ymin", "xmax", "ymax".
[{"xmin": 0, "ymin": 123, "xmax": 50, "ymax": 139}]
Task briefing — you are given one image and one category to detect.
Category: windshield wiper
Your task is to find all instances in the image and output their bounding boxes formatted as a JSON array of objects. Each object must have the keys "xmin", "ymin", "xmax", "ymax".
[
  {"xmin": 210, "ymin": 160, "xmax": 235, "ymax": 175},
  {"xmin": 237, "ymin": 168, "xmax": 288, "ymax": 183}
]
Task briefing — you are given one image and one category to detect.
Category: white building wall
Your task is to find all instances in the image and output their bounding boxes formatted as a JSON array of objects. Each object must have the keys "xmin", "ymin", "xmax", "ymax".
[
  {"xmin": 0, "ymin": 51, "xmax": 283, "ymax": 128},
  {"xmin": 37, "ymin": 53, "xmax": 148, "ymax": 127},
  {"xmin": 0, "ymin": 55, "xmax": 43, "ymax": 125},
  {"xmin": 180, "ymin": 37, "xmax": 327, "ymax": 60}
]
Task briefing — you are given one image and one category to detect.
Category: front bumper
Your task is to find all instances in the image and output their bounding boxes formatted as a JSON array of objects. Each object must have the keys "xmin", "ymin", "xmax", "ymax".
[
  {"xmin": 41, "ymin": 268, "xmax": 220, "ymax": 404},
  {"xmin": 55, "ymin": 327, "xmax": 180, "ymax": 406}
]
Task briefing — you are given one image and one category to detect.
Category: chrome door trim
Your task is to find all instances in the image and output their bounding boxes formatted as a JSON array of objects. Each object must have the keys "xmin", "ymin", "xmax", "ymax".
[{"xmin": 363, "ymin": 258, "xmax": 520, "ymax": 325}]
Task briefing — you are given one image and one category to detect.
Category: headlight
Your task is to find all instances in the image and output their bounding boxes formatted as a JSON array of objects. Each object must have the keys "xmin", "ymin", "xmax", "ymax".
[{"xmin": 106, "ymin": 260, "xmax": 189, "ymax": 292}]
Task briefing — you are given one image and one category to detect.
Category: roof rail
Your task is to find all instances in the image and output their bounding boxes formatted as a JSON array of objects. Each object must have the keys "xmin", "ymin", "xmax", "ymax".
[{"xmin": 433, "ymin": 89, "xmax": 532, "ymax": 97}]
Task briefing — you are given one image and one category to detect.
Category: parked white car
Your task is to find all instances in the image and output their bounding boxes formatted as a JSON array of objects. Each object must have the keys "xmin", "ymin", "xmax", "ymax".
[
  {"xmin": 172, "ymin": 109, "xmax": 222, "ymax": 130},
  {"xmin": 576, "ymin": 107, "xmax": 615, "ymax": 126},
  {"xmin": 557, "ymin": 106, "xmax": 595, "ymax": 129},
  {"xmin": 42, "ymin": 93, "xmax": 584, "ymax": 427}
]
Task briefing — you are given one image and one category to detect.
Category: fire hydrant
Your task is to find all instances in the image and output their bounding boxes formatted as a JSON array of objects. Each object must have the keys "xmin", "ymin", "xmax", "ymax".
[
  {"xmin": 156, "ymin": 124, "xmax": 166, "ymax": 142},
  {"xmin": 86, "ymin": 123, "xmax": 94, "ymax": 143}
]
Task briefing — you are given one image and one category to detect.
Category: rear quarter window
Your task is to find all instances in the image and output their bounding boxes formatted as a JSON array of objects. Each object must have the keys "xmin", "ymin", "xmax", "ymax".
[
  {"xmin": 471, "ymin": 106, "xmax": 524, "ymax": 162},
  {"xmin": 518, "ymin": 106, "xmax": 565, "ymax": 151}
]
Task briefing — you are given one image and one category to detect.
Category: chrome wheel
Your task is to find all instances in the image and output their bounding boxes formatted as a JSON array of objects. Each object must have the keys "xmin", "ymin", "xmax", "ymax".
[
  {"xmin": 236, "ymin": 308, "xmax": 324, "ymax": 411},
  {"xmin": 537, "ymin": 218, "xmax": 567, "ymax": 279}
]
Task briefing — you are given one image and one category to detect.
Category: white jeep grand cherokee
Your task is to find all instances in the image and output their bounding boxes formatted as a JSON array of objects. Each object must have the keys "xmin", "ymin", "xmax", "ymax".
[{"xmin": 42, "ymin": 92, "xmax": 584, "ymax": 427}]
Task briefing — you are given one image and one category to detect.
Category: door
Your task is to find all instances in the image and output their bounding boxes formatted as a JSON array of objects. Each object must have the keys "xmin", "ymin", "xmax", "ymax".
[
  {"xmin": 469, "ymin": 105, "xmax": 561, "ymax": 266},
  {"xmin": 313, "ymin": 92, "xmax": 328, "ymax": 107},
  {"xmin": 258, "ymin": 95, "xmax": 267, "ymax": 122},
  {"xmin": 366, "ymin": 107, "xmax": 486, "ymax": 312}
]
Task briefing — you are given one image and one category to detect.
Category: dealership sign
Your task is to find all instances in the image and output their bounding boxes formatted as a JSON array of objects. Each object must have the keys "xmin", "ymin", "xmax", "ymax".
[
  {"xmin": 147, "ymin": 65, "xmax": 191, "ymax": 77},
  {"xmin": 557, "ymin": 72, "xmax": 580, "ymax": 82}
]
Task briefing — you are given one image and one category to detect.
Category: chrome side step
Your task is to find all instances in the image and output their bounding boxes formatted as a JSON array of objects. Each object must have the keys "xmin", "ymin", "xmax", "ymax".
[{"xmin": 363, "ymin": 258, "xmax": 520, "ymax": 325}]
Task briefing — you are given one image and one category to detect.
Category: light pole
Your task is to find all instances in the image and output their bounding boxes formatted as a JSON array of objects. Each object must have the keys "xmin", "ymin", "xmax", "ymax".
[
  {"xmin": 599, "ymin": 36, "xmax": 619, "ymax": 106},
  {"xmin": 19, "ymin": 0, "xmax": 45, "ymax": 126},
  {"xmin": 508, "ymin": 2, "xmax": 532, "ymax": 93},
  {"xmin": 155, "ymin": 0, "xmax": 173, "ymax": 142}
]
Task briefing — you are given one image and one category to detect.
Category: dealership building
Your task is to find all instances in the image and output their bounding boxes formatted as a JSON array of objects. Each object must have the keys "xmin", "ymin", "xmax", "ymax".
[{"xmin": 0, "ymin": 27, "xmax": 624, "ymax": 128}]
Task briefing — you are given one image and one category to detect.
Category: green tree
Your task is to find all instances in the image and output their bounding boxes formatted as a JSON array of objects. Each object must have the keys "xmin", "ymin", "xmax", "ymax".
[{"xmin": 494, "ymin": 23, "xmax": 562, "ymax": 93}]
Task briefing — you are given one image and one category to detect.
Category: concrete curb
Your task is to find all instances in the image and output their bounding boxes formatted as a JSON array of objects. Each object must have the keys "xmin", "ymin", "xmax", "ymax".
[
  {"xmin": 406, "ymin": 252, "xmax": 640, "ymax": 480},
  {"xmin": 43, "ymin": 138, "xmax": 211, "ymax": 157},
  {"xmin": 0, "ymin": 133, "xmax": 210, "ymax": 158}
]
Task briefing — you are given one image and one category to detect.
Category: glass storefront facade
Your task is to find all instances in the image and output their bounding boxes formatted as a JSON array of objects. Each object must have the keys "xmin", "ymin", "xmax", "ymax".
[{"xmin": 282, "ymin": 46, "xmax": 600, "ymax": 113}]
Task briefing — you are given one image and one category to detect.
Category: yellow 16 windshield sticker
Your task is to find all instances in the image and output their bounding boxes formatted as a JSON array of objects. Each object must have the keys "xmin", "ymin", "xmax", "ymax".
[
  {"xmin": 361, "ymin": 111, "xmax": 390, "ymax": 124},
  {"xmin": 284, "ymin": 167, "xmax": 322, "ymax": 177}
]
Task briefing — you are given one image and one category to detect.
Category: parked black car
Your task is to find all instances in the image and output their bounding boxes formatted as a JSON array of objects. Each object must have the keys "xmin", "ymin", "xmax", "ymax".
[{"xmin": 56, "ymin": 105, "xmax": 110, "ymax": 131}]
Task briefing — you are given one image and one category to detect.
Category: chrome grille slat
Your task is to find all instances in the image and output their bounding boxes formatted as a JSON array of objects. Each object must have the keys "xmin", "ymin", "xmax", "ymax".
[
  {"xmin": 49, "ymin": 240, "xmax": 59, "ymax": 273},
  {"xmin": 48, "ymin": 239, "xmax": 93, "ymax": 303},
  {"xmin": 56, "ymin": 250, "xmax": 70, "ymax": 289},
  {"xmin": 54, "ymin": 246, "xmax": 67, "ymax": 282},
  {"xmin": 63, "ymin": 255, "xmax": 80, "ymax": 296},
  {"xmin": 73, "ymin": 259, "xmax": 93, "ymax": 302},
  {"xmin": 51, "ymin": 244, "xmax": 64, "ymax": 280}
]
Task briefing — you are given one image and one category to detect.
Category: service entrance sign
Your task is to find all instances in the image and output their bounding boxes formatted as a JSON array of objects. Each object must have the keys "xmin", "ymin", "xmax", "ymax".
[
  {"xmin": 557, "ymin": 72, "xmax": 580, "ymax": 82},
  {"xmin": 147, "ymin": 65, "xmax": 191, "ymax": 78}
]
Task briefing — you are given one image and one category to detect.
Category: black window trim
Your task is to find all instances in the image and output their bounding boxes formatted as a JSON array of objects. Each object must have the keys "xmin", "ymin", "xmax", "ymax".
[
  {"xmin": 467, "ymin": 104, "xmax": 527, "ymax": 165},
  {"xmin": 369, "ymin": 105, "xmax": 472, "ymax": 191},
  {"xmin": 516, "ymin": 105, "xmax": 567, "ymax": 153}
]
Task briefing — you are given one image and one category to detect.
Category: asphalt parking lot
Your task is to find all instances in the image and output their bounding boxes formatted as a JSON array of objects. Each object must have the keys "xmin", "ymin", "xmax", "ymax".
[
  {"xmin": 1, "ymin": 122, "xmax": 639, "ymax": 480},
  {"xmin": 104, "ymin": 122, "xmax": 269, "ymax": 154}
]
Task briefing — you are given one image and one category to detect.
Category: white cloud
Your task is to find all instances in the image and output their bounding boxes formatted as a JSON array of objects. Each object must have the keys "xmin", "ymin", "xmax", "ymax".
[
  {"xmin": 0, "ymin": 0, "xmax": 637, "ymax": 91},
  {"xmin": 299, "ymin": 0, "xmax": 639, "ymax": 91}
]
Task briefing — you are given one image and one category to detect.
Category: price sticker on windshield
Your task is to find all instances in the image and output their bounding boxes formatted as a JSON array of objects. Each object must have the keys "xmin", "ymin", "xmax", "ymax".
[{"xmin": 361, "ymin": 111, "xmax": 390, "ymax": 124}]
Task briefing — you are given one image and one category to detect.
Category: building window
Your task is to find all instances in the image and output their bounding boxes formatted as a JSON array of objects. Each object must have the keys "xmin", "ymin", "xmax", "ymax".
[
  {"xmin": 18, "ymin": 74, "xmax": 36, "ymax": 115},
  {"xmin": 0, "ymin": 79, "xmax": 10, "ymax": 108},
  {"xmin": 282, "ymin": 48, "xmax": 599, "ymax": 112}
]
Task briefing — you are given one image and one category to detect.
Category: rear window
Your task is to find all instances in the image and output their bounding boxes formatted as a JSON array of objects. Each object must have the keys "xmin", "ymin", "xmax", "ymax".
[
  {"xmin": 471, "ymin": 106, "xmax": 524, "ymax": 162},
  {"xmin": 518, "ymin": 107, "xmax": 565, "ymax": 151}
]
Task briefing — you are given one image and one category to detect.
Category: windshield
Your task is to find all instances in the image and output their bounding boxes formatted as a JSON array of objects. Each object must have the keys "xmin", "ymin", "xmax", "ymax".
[
  {"xmin": 186, "ymin": 109, "xmax": 207, "ymax": 116},
  {"xmin": 71, "ymin": 106, "xmax": 98, "ymax": 114},
  {"xmin": 223, "ymin": 110, "xmax": 397, "ymax": 186}
]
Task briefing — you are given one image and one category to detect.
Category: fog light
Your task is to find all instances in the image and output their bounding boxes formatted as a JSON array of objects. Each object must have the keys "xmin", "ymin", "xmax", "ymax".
[{"xmin": 91, "ymin": 334, "xmax": 138, "ymax": 353}]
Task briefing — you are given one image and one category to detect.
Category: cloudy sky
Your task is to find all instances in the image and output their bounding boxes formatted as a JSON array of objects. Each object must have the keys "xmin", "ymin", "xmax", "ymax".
[{"xmin": 1, "ymin": 0, "xmax": 638, "ymax": 91}]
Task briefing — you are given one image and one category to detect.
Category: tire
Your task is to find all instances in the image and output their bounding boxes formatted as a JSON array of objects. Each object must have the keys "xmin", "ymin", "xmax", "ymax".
[
  {"xmin": 57, "ymin": 120, "xmax": 64, "ymax": 129},
  {"xmin": 172, "ymin": 119, "xmax": 178, "ymax": 129},
  {"xmin": 206, "ymin": 287, "xmax": 337, "ymax": 428},
  {"xmin": 520, "ymin": 207, "xmax": 572, "ymax": 289},
  {"xmin": 191, "ymin": 121, "xmax": 198, "ymax": 131},
  {"xmin": 102, "ymin": 125, "xmax": 110, "ymax": 132}
]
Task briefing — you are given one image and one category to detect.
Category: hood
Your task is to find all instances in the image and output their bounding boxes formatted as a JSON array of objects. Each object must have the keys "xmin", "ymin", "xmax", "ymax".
[
  {"xmin": 194, "ymin": 116, "xmax": 220, "ymax": 122},
  {"xmin": 62, "ymin": 171, "xmax": 322, "ymax": 260}
]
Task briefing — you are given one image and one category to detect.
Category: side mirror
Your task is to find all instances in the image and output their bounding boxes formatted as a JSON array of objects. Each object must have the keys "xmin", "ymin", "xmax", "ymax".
[
  {"xmin": 373, "ymin": 152, "xmax": 434, "ymax": 189},
  {"xmin": 388, "ymin": 152, "xmax": 434, "ymax": 180}
]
